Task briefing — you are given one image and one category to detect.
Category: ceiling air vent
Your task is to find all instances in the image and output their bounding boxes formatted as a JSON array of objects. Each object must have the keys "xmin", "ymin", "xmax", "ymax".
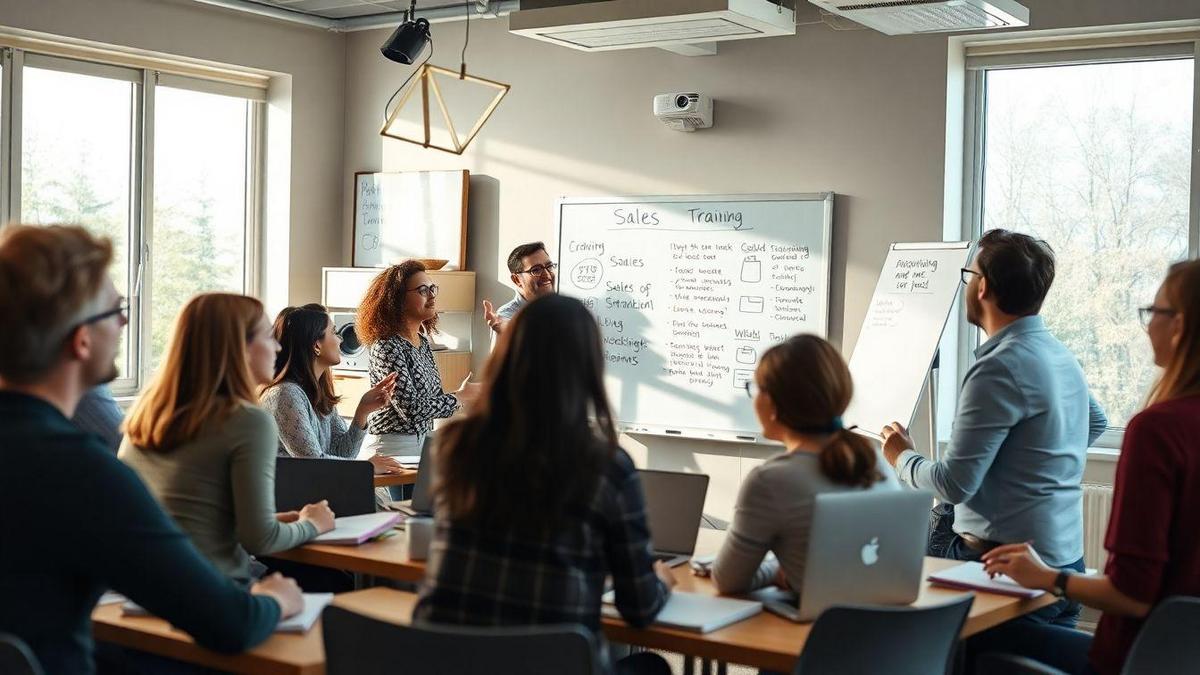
[
  {"xmin": 509, "ymin": 0, "xmax": 796, "ymax": 52},
  {"xmin": 808, "ymin": 0, "xmax": 1029, "ymax": 35}
]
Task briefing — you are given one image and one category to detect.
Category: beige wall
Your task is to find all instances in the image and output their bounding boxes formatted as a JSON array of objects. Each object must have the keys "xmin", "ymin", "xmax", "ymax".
[
  {"xmin": 0, "ymin": 0, "xmax": 346, "ymax": 307},
  {"xmin": 342, "ymin": 0, "xmax": 1199, "ymax": 519}
]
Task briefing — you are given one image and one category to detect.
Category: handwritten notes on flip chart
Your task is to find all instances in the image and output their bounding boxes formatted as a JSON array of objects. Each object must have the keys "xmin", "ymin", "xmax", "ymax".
[
  {"xmin": 557, "ymin": 194, "xmax": 834, "ymax": 443},
  {"xmin": 844, "ymin": 242, "xmax": 973, "ymax": 438}
]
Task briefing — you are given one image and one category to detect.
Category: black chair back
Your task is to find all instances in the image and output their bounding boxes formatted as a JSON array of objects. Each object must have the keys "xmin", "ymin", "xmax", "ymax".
[
  {"xmin": 1123, "ymin": 595, "xmax": 1200, "ymax": 675},
  {"xmin": 321, "ymin": 605, "xmax": 599, "ymax": 675},
  {"xmin": 0, "ymin": 633, "xmax": 44, "ymax": 675},
  {"xmin": 793, "ymin": 594, "xmax": 973, "ymax": 675}
]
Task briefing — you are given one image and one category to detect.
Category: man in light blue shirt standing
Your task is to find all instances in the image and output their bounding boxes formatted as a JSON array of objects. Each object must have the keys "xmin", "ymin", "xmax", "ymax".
[
  {"xmin": 881, "ymin": 229, "xmax": 1106, "ymax": 627},
  {"xmin": 481, "ymin": 242, "xmax": 558, "ymax": 335}
]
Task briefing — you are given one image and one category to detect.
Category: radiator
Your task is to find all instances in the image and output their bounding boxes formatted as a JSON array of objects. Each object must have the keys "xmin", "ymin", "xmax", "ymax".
[{"xmin": 1082, "ymin": 483, "xmax": 1114, "ymax": 571}]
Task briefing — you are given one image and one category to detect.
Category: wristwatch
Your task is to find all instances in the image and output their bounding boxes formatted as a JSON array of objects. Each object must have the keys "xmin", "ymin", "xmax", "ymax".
[{"xmin": 1052, "ymin": 570, "xmax": 1074, "ymax": 598}]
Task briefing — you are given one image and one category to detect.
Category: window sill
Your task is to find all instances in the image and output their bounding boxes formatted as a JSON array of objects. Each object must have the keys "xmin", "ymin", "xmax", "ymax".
[{"xmin": 1086, "ymin": 447, "xmax": 1121, "ymax": 463}]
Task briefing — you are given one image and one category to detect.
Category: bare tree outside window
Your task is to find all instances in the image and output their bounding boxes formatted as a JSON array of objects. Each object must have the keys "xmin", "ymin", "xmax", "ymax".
[{"xmin": 982, "ymin": 59, "xmax": 1193, "ymax": 427}]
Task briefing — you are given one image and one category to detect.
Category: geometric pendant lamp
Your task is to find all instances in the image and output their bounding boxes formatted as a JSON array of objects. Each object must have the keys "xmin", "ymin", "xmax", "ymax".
[{"xmin": 379, "ymin": 64, "xmax": 511, "ymax": 156}]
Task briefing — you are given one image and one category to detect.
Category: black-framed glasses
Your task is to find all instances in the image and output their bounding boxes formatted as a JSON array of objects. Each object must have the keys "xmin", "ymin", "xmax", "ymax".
[
  {"xmin": 742, "ymin": 379, "xmax": 760, "ymax": 400},
  {"xmin": 407, "ymin": 284, "xmax": 439, "ymax": 298},
  {"xmin": 1138, "ymin": 305, "xmax": 1176, "ymax": 330},
  {"xmin": 960, "ymin": 268, "xmax": 981, "ymax": 285},
  {"xmin": 517, "ymin": 262, "xmax": 557, "ymax": 277},
  {"xmin": 76, "ymin": 297, "xmax": 129, "ymax": 329}
]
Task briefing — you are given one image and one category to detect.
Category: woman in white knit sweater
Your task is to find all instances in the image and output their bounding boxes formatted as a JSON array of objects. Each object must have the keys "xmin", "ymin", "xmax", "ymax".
[{"xmin": 260, "ymin": 303, "xmax": 402, "ymax": 475}]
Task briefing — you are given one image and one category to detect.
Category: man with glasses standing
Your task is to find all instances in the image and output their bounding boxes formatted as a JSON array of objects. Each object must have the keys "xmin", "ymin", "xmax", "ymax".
[
  {"xmin": 481, "ymin": 242, "xmax": 558, "ymax": 334},
  {"xmin": 878, "ymin": 229, "xmax": 1108, "ymax": 629}
]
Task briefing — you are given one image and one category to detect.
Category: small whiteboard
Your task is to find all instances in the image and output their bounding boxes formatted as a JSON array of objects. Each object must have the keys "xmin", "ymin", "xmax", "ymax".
[
  {"xmin": 557, "ymin": 193, "xmax": 833, "ymax": 443},
  {"xmin": 352, "ymin": 171, "xmax": 468, "ymax": 269},
  {"xmin": 843, "ymin": 242, "xmax": 973, "ymax": 439}
]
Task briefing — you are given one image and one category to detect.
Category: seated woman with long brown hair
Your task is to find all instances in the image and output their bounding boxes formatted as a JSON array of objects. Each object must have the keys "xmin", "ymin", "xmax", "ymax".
[
  {"xmin": 414, "ymin": 294, "xmax": 674, "ymax": 675},
  {"xmin": 261, "ymin": 303, "xmax": 403, "ymax": 475},
  {"xmin": 121, "ymin": 293, "xmax": 334, "ymax": 585}
]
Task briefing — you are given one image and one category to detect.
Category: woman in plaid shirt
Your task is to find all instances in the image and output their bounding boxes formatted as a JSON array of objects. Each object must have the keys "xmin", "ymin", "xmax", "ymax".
[{"xmin": 415, "ymin": 294, "xmax": 675, "ymax": 674}]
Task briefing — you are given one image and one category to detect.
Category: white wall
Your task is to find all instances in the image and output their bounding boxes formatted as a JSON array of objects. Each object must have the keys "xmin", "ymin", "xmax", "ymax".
[
  {"xmin": 342, "ymin": 0, "xmax": 1200, "ymax": 519},
  {"xmin": 0, "ymin": 0, "xmax": 346, "ymax": 306}
]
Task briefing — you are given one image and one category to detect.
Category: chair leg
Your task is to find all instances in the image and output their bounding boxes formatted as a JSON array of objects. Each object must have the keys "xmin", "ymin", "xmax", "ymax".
[
  {"xmin": 717, "ymin": 661, "xmax": 728, "ymax": 675},
  {"xmin": 684, "ymin": 656, "xmax": 695, "ymax": 675},
  {"xmin": 701, "ymin": 658, "xmax": 713, "ymax": 675}
]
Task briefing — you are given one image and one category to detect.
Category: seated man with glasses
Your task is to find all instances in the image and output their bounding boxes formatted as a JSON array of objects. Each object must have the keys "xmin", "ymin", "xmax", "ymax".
[
  {"xmin": 878, "ymin": 229, "xmax": 1108, "ymax": 629},
  {"xmin": 482, "ymin": 241, "xmax": 558, "ymax": 334}
]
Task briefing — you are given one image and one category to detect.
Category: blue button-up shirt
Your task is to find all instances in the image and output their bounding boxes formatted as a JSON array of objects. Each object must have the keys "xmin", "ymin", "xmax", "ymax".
[{"xmin": 896, "ymin": 315, "xmax": 1107, "ymax": 566}]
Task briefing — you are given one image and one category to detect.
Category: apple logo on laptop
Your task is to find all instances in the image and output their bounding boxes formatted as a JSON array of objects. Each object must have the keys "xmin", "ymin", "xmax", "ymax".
[{"xmin": 861, "ymin": 537, "xmax": 880, "ymax": 566}]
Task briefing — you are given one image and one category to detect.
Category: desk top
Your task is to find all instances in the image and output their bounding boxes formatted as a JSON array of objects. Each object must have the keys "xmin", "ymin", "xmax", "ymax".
[
  {"xmin": 92, "ymin": 557, "xmax": 1055, "ymax": 674},
  {"xmin": 325, "ymin": 558, "xmax": 1057, "ymax": 673},
  {"xmin": 269, "ymin": 529, "xmax": 425, "ymax": 583},
  {"xmin": 373, "ymin": 469, "xmax": 418, "ymax": 488},
  {"xmin": 91, "ymin": 602, "xmax": 324, "ymax": 675}
]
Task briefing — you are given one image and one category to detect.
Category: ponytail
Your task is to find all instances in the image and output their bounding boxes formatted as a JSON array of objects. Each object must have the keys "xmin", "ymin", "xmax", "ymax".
[{"xmin": 818, "ymin": 427, "xmax": 882, "ymax": 488}]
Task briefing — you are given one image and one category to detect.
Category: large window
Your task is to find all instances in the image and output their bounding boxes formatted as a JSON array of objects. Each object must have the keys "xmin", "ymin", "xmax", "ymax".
[
  {"xmin": 966, "ymin": 44, "xmax": 1199, "ymax": 437},
  {"xmin": 0, "ymin": 48, "xmax": 264, "ymax": 393}
]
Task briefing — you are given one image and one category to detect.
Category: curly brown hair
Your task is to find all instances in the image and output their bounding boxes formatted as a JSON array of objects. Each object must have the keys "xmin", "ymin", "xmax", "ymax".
[{"xmin": 356, "ymin": 260, "xmax": 439, "ymax": 345}]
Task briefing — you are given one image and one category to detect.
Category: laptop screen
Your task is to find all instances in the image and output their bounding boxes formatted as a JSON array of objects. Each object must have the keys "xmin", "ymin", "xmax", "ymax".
[
  {"xmin": 637, "ymin": 469, "xmax": 709, "ymax": 555},
  {"xmin": 409, "ymin": 437, "xmax": 436, "ymax": 514}
]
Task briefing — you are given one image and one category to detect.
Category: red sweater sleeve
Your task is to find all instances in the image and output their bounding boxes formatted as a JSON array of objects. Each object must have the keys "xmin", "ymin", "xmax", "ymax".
[{"xmin": 1103, "ymin": 412, "xmax": 1176, "ymax": 603}]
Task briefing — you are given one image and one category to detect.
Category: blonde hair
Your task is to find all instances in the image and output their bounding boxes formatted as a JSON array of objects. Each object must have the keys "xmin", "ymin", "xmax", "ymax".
[
  {"xmin": 0, "ymin": 224, "xmax": 113, "ymax": 383},
  {"xmin": 1147, "ymin": 259, "xmax": 1200, "ymax": 406},
  {"xmin": 125, "ymin": 293, "xmax": 265, "ymax": 452}
]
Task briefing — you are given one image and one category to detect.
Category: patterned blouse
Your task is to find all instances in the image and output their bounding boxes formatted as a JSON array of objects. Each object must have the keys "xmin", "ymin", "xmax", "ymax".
[
  {"xmin": 260, "ymin": 381, "xmax": 365, "ymax": 459},
  {"xmin": 367, "ymin": 333, "xmax": 460, "ymax": 436}
]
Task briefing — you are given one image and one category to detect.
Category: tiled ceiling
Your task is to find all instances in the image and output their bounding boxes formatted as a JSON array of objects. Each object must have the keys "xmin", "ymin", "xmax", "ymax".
[{"xmin": 246, "ymin": 0, "xmax": 475, "ymax": 20}]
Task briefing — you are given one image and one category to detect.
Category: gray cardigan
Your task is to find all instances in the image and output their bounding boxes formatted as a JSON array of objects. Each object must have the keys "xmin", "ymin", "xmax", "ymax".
[
  {"xmin": 711, "ymin": 447, "xmax": 899, "ymax": 595},
  {"xmin": 260, "ymin": 381, "xmax": 366, "ymax": 459}
]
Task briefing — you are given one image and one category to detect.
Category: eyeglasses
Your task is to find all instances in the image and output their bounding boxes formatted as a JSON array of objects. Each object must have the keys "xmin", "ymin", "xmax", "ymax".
[
  {"xmin": 517, "ymin": 262, "xmax": 557, "ymax": 277},
  {"xmin": 1138, "ymin": 305, "xmax": 1176, "ymax": 330},
  {"xmin": 960, "ymin": 268, "xmax": 981, "ymax": 285},
  {"xmin": 742, "ymin": 379, "xmax": 760, "ymax": 400},
  {"xmin": 407, "ymin": 284, "xmax": 439, "ymax": 298},
  {"xmin": 76, "ymin": 297, "xmax": 129, "ymax": 329}
]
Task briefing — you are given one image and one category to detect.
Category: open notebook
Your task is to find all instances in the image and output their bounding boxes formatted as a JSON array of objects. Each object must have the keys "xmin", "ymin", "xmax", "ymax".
[
  {"xmin": 122, "ymin": 593, "xmax": 334, "ymax": 633},
  {"xmin": 312, "ymin": 512, "xmax": 401, "ymax": 545},
  {"xmin": 927, "ymin": 562, "xmax": 1047, "ymax": 599},
  {"xmin": 602, "ymin": 590, "xmax": 762, "ymax": 634}
]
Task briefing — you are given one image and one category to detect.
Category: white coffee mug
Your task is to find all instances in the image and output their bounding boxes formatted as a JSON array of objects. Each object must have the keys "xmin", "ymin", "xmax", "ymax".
[{"xmin": 407, "ymin": 517, "xmax": 434, "ymax": 560}]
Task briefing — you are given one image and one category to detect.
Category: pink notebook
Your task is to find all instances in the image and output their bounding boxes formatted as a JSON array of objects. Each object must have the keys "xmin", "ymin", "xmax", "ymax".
[
  {"xmin": 927, "ymin": 562, "xmax": 1046, "ymax": 599},
  {"xmin": 311, "ymin": 512, "xmax": 401, "ymax": 545}
]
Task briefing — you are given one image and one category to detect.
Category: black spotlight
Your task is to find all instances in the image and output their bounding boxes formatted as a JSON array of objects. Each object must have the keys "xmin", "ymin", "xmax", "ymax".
[{"xmin": 380, "ymin": 13, "xmax": 431, "ymax": 65}]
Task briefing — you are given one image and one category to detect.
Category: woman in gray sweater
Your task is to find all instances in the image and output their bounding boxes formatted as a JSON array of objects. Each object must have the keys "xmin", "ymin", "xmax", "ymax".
[
  {"xmin": 260, "ymin": 303, "xmax": 402, "ymax": 475},
  {"xmin": 120, "ymin": 294, "xmax": 335, "ymax": 584},
  {"xmin": 711, "ymin": 334, "xmax": 899, "ymax": 595}
]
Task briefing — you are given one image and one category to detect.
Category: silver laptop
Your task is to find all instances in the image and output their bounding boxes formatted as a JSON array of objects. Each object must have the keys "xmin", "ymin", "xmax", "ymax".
[
  {"xmin": 751, "ymin": 490, "xmax": 931, "ymax": 622},
  {"xmin": 638, "ymin": 469, "xmax": 710, "ymax": 568},
  {"xmin": 392, "ymin": 437, "xmax": 435, "ymax": 518}
]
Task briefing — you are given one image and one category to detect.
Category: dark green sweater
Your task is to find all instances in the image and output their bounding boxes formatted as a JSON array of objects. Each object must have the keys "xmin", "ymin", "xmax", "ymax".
[{"xmin": 0, "ymin": 391, "xmax": 280, "ymax": 674}]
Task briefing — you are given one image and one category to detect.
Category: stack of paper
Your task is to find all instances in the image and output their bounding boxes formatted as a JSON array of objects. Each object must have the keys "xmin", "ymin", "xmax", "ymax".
[
  {"xmin": 396, "ymin": 455, "xmax": 421, "ymax": 468},
  {"xmin": 927, "ymin": 562, "xmax": 1046, "ymax": 598},
  {"xmin": 312, "ymin": 512, "xmax": 401, "ymax": 545},
  {"xmin": 603, "ymin": 591, "xmax": 762, "ymax": 634}
]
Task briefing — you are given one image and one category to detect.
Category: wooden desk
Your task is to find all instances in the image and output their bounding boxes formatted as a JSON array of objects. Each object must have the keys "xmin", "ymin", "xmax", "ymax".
[
  {"xmin": 268, "ymin": 531, "xmax": 426, "ymax": 583},
  {"xmin": 373, "ymin": 469, "xmax": 418, "ymax": 488},
  {"xmin": 327, "ymin": 561, "xmax": 1057, "ymax": 673},
  {"xmin": 91, "ymin": 603, "xmax": 324, "ymax": 675}
]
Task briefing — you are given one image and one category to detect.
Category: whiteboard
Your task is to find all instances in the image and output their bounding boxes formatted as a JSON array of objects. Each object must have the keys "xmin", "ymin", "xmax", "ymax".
[
  {"xmin": 352, "ymin": 171, "xmax": 468, "ymax": 269},
  {"xmin": 557, "ymin": 193, "xmax": 833, "ymax": 443},
  {"xmin": 843, "ymin": 242, "xmax": 973, "ymax": 439}
]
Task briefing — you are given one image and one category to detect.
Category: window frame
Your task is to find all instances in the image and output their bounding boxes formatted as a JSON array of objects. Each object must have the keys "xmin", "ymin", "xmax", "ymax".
[
  {"xmin": 0, "ymin": 46, "xmax": 266, "ymax": 397},
  {"xmin": 958, "ymin": 39, "xmax": 1200, "ymax": 450}
]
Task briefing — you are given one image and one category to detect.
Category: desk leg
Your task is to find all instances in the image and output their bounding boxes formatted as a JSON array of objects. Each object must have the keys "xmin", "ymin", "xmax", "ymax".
[
  {"xmin": 683, "ymin": 657, "xmax": 695, "ymax": 675},
  {"xmin": 701, "ymin": 659, "xmax": 713, "ymax": 675},
  {"xmin": 717, "ymin": 662, "xmax": 727, "ymax": 675}
]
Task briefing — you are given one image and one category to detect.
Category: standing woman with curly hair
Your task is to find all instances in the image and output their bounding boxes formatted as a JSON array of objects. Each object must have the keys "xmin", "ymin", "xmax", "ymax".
[{"xmin": 356, "ymin": 261, "xmax": 481, "ymax": 498}]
